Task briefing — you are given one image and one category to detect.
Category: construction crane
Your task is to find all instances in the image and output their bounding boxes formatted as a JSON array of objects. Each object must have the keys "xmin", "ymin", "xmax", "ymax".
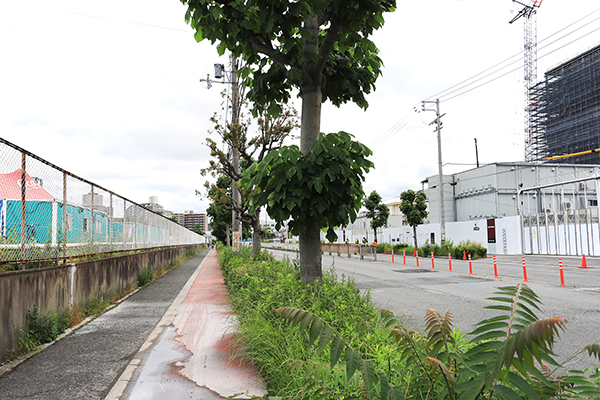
[{"xmin": 509, "ymin": 0, "xmax": 543, "ymax": 163}]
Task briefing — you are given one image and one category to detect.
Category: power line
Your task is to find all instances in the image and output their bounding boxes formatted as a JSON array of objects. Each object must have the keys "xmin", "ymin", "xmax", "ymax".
[
  {"xmin": 53, "ymin": 9, "xmax": 192, "ymax": 33},
  {"xmin": 426, "ymin": 7, "xmax": 600, "ymax": 102},
  {"xmin": 369, "ymin": 108, "xmax": 419, "ymax": 149},
  {"xmin": 370, "ymin": 7, "xmax": 600, "ymax": 147},
  {"xmin": 443, "ymin": 24, "xmax": 600, "ymax": 102}
]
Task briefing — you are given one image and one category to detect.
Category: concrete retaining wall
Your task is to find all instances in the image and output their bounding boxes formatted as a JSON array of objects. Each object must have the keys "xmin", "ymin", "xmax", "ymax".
[{"xmin": 0, "ymin": 244, "xmax": 202, "ymax": 364}]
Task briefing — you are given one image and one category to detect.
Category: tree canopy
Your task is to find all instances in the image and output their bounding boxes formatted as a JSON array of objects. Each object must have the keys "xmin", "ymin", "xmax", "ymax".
[
  {"xmin": 182, "ymin": 0, "xmax": 396, "ymax": 115},
  {"xmin": 364, "ymin": 190, "xmax": 389, "ymax": 243},
  {"xmin": 399, "ymin": 189, "xmax": 428, "ymax": 249},
  {"xmin": 241, "ymin": 131, "xmax": 373, "ymax": 243},
  {"xmin": 200, "ymin": 94, "xmax": 298, "ymax": 256}
]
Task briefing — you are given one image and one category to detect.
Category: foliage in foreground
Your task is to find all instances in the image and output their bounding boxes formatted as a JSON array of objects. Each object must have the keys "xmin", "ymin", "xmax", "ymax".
[
  {"xmin": 220, "ymin": 248, "xmax": 600, "ymax": 399},
  {"xmin": 219, "ymin": 246, "xmax": 397, "ymax": 398}
]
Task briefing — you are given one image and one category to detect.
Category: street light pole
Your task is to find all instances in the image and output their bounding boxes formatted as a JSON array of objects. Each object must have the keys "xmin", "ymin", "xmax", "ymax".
[
  {"xmin": 422, "ymin": 99, "xmax": 446, "ymax": 244},
  {"xmin": 200, "ymin": 56, "xmax": 242, "ymax": 248}
]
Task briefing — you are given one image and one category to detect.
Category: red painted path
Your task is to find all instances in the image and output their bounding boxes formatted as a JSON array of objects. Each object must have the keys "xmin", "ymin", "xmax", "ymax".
[{"xmin": 107, "ymin": 249, "xmax": 266, "ymax": 400}]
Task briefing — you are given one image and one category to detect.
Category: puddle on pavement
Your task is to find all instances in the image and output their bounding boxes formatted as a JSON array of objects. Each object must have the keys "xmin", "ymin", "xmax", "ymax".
[{"xmin": 124, "ymin": 325, "xmax": 228, "ymax": 400}]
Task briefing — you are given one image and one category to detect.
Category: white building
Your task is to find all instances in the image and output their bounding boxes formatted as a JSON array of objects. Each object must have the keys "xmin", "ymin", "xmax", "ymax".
[
  {"xmin": 328, "ymin": 162, "xmax": 600, "ymax": 256},
  {"xmin": 422, "ymin": 162, "xmax": 600, "ymax": 255}
]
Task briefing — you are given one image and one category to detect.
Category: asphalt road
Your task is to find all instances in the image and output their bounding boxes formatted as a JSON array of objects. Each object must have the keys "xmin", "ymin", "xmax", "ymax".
[
  {"xmin": 0, "ymin": 249, "xmax": 210, "ymax": 400},
  {"xmin": 269, "ymin": 249, "xmax": 600, "ymax": 373}
]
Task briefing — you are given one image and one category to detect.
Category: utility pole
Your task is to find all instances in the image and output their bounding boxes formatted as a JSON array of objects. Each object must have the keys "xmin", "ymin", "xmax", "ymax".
[
  {"xmin": 230, "ymin": 58, "xmax": 241, "ymax": 249},
  {"xmin": 422, "ymin": 99, "xmax": 446, "ymax": 244},
  {"xmin": 474, "ymin": 138, "xmax": 480, "ymax": 168},
  {"xmin": 201, "ymin": 56, "xmax": 242, "ymax": 248}
]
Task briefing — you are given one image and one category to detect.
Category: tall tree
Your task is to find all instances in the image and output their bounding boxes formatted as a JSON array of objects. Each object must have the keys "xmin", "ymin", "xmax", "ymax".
[
  {"xmin": 181, "ymin": 0, "xmax": 396, "ymax": 284},
  {"xmin": 205, "ymin": 175, "xmax": 233, "ymax": 244},
  {"xmin": 192, "ymin": 224, "xmax": 205, "ymax": 236},
  {"xmin": 200, "ymin": 96, "xmax": 298, "ymax": 256},
  {"xmin": 399, "ymin": 189, "xmax": 428, "ymax": 249},
  {"xmin": 364, "ymin": 190, "xmax": 389, "ymax": 244}
]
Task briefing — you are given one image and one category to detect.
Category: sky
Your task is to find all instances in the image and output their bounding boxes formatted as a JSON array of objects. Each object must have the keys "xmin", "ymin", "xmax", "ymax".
[{"xmin": 1, "ymin": 0, "xmax": 600, "ymax": 216}]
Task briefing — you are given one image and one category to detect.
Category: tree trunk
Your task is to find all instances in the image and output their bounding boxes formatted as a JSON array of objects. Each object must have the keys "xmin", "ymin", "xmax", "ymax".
[
  {"xmin": 299, "ymin": 217, "xmax": 322, "ymax": 285},
  {"xmin": 298, "ymin": 15, "xmax": 323, "ymax": 285},
  {"xmin": 251, "ymin": 209, "xmax": 262, "ymax": 257},
  {"xmin": 226, "ymin": 222, "xmax": 230, "ymax": 247},
  {"xmin": 413, "ymin": 225, "xmax": 418, "ymax": 249}
]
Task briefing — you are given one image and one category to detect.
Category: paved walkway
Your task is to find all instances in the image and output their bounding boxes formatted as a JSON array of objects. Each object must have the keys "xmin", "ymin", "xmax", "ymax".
[
  {"xmin": 0, "ymin": 248, "xmax": 265, "ymax": 400},
  {"xmin": 110, "ymin": 249, "xmax": 265, "ymax": 400}
]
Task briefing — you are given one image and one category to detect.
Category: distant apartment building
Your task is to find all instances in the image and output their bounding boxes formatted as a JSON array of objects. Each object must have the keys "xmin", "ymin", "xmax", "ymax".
[
  {"xmin": 140, "ymin": 196, "xmax": 172, "ymax": 218},
  {"xmin": 172, "ymin": 210, "xmax": 208, "ymax": 232}
]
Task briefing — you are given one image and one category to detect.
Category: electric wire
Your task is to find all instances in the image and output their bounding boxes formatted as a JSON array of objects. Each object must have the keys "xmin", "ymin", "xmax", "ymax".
[
  {"xmin": 53, "ymin": 9, "xmax": 192, "ymax": 33},
  {"xmin": 424, "ymin": 7, "xmax": 600, "ymax": 101},
  {"xmin": 444, "ymin": 28, "xmax": 600, "ymax": 101},
  {"xmin": 442, "ymin": 23, "xmax": 600, "ymax": 102},
  {"xmin": 370, "ymin": 7, "xmax": 600, "ymax": 150}
]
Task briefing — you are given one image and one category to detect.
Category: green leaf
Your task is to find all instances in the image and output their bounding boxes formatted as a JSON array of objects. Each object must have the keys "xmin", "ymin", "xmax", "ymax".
[
  {"xmin": 308, "ymin": 317, "xmax": 324, "ymax": 347},
  {"xmin": 506, "ymin": 371, "xmax": 540, "ymax": 400},
  {"xmin": 193, "ymin": 27, "xmax": 204, "ymax": 42},
  {"xmin": 317, "ymin": 325, "xmax": 335, "ymax": 353},
  {"xmin": 330, "ymin": 336, "xmax": 346, "ymax": 369},
  {"xmin": 492, "ymin": 384, "xmax": 523, "ymax": 400},
  {"xmin": 360, "ymin": 360, "xmax": 375, "ymax": 394},
  {"xmin": 345, "ymin": 348, "xmax": 359, "ymax": 382}
]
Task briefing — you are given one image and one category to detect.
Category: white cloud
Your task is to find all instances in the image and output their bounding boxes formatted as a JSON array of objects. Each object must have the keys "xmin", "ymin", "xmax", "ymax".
[{"xmin": 1, "ymin": 0, "xmax": 599, "ymax": 215}]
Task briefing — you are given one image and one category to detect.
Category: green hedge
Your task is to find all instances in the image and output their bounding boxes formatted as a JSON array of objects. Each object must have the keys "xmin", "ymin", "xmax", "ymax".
[{"xmin": 372, "ymin": 240, "xmax": 486, "ymax": 259}]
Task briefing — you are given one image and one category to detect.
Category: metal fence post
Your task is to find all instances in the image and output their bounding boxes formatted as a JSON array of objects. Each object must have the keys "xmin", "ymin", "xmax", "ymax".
[
  {"xmin": 62, "ymin": 172, "xmax": 67, "ymax": 262},
  {"xmin": 20, "ymin": 153, "xmax": 26, "ymax": 269},
  {"xmin": 91, "ymin": 186, "xmax": 95, "ymax": 252},
  {"xmin": 109, "ymin": 193, "xmax": 113, "ymax": 252}
]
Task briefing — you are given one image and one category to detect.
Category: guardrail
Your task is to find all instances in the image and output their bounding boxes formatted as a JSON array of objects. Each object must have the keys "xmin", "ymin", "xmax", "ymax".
[{"xmin": 321, "ymin": 243, "xmax": 378, "ymax": 260}]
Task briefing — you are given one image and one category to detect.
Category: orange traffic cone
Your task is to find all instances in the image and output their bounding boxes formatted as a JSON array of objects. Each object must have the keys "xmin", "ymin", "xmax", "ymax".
[
  {"xmin": 581, "ymin": 254, "xmax": 588, "ymax": 269},
  {"xmin": 462, "ymin": 250, "xmax": 467, "ymax": 261}
]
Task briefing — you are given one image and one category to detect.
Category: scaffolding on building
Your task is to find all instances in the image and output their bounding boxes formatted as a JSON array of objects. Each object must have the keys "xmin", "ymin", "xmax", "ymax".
[{"xmin": 529, "ymin": 43, "xmax": 600, "ymax": 164}]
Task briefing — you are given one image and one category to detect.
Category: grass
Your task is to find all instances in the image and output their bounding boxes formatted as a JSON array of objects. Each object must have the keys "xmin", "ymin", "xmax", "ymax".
[{"xmin": 218, "ymin": 246, "xmax": 401, "ymax": 399}]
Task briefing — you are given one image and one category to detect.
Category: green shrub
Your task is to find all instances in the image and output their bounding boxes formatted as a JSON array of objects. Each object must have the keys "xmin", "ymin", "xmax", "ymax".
[
  {"xmin": 452, "ymin": 240, "xmax": 487, "ymax": 259},
  {"xmin": 392, "ymin": 243, "xmax": 409, "ymax": 252},
  {"xmin": 278, "ymin": 284, "xmax": 600, "ymax": 400},
  {"xmin": 137, "ymin": 265, "xmax": 155, "ymax": 287},
  {"xmin": 26, "ymin": 306, "xmax": 66, "ymax": 345}
]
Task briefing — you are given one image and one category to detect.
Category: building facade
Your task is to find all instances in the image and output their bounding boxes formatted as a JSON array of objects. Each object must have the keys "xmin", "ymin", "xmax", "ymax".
[
  {"xmin": 529, "ymin": 43, "xmax": 600, "ymax": 163},
  {"xmin": 172, "ymin": 210, "xmax": 208, "ymax": 232}
]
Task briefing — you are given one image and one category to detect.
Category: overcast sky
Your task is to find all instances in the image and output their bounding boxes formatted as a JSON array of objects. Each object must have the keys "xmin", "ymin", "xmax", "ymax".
[{"xmin": 1, "ymin": 0, "xmax": 599, "ymax": 216}]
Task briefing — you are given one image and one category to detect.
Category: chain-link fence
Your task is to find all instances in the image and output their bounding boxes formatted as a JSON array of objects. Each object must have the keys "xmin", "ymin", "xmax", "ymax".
[{"xmin": 0, "ymin": 138, "xmax": 206, "ymax": 266}]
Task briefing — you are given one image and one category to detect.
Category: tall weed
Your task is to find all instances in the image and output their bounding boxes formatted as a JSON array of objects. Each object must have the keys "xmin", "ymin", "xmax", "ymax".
[{"xmin": 219, "ymin": 247, "xmax": 402, "ymax": 398}]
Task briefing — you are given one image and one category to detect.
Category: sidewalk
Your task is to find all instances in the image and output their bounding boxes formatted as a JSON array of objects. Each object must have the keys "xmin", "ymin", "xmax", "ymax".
[{"xmin": 107, "ymin": 249, "xmax": 266, "ymax": 400}]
